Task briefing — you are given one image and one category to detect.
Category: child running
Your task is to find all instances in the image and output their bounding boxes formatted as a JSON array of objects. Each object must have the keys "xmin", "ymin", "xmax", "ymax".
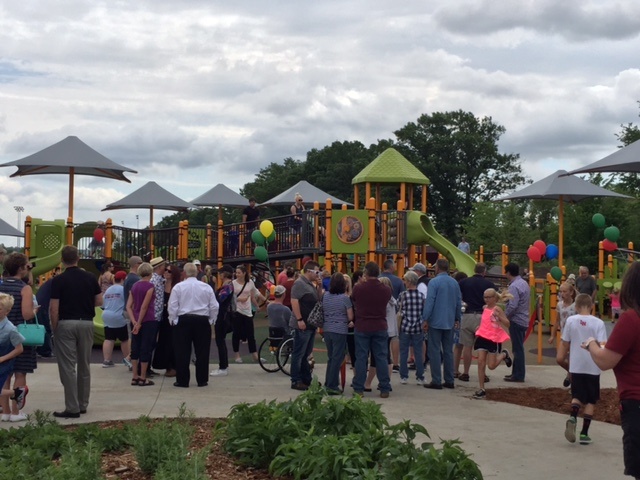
[
  {"xmin": 557, "ymin": 294, "xmax": 607, "ymax": 445},
  {"xmin": 472, "ymin": 288, "xmax": 513, "ymax": 399},
  {"xmin": 549, "ymin": 281, "xmax": 577, "ymax": 387},
  {"xmin": 609, "ymin": 287, "xmax": 621, "ymax": 323},
  {"xmin": 0, "ymin": 293, "xmax": 29, "ymax": 420}
]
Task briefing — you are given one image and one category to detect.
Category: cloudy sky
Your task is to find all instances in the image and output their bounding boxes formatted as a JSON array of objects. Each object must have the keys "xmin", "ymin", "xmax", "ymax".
[{"xmin": 1, "ymin": 0, "xmax": 640, "ymax": 246}]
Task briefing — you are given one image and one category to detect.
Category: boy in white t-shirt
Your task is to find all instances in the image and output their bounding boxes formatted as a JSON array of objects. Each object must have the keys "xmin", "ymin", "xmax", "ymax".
[{"xmin": 557, "ymin": 294, "xmax": 607, "ymax": 445}]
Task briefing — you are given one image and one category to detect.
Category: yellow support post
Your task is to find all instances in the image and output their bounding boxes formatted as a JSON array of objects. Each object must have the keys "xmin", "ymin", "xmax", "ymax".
[
  {"xmin": 105, "ymin": 218, "xmax": 113, "ymax": 259},
  {"xmin": 367, "ymin": 197, "xmax": 376, "ymax": 263},
  {"xmin": 24, "ymin": 216, "xmax": 32, "ymax": 257},
  {"xmin": 598, "ymin": 241, "xmax": 604, "ymax": 279},
  {"xmin": 217, "ymin": 220, "xmax": 224, "ymax": 272}
]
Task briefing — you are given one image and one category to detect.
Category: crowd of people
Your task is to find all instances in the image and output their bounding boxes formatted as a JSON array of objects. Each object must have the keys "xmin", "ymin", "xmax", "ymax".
[{"xmin": 2, "ymin": 246, "xmax": 640, "ymax": 479}]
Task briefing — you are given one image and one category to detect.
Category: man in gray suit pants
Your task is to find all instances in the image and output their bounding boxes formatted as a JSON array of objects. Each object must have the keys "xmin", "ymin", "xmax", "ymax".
[{"xmin": 50, "ymin": 246, "xmax": 102, "ymax": 418}]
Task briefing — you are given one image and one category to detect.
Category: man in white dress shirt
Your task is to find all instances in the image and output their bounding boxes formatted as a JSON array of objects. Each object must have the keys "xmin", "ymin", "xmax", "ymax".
[{"xmin": 168, "ymin": 262, "xmax": 219, "ymax": 388}]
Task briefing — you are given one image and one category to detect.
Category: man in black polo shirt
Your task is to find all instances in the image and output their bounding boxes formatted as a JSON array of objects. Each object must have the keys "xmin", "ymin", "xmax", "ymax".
[
  {"xmin": 50, "ymin": 246, "xmax": 102, "ymax": 418},
  {"xmin": 456, "ymin": 263, "xmax": 495, "ymax": 382},
  {"xmin": 242, "ymin": 198, "xmax": 260, "ymax": 230}
]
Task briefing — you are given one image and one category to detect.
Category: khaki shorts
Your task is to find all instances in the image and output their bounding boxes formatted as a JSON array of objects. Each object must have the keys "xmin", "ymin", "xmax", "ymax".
[{"xmin": 460, "ymin": 312, "xmax": 482, "ymax": 347}]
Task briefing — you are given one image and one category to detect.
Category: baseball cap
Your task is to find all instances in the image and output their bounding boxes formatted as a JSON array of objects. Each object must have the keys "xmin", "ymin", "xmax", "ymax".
[
  {"xmin": 114, "ymin": 271, "xmax": 127, "ymax": 281},
  {"xmin": 193, "ymin": 259, "xmax": 201, "ymax": 266},
  {"xmin": 410, "ymin": 262, "xmax": 427, "ymax": 274},
  {"xmin": 274, "ymin": 285, "xmax": 286, "ymax": 297}
]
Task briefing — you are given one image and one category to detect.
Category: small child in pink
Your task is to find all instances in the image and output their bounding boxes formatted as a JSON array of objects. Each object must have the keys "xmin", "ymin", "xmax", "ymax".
[
  {"xmin": 472, "ymin": 288, "xmax": 513, "ymax": 399},
  {"xmin": 609, "ymin": 288, "xmax": 621, "ymax": 323}
]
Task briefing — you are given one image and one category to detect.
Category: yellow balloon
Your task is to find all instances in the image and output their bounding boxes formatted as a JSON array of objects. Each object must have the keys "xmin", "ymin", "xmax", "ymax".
[{"xmin": 260, "ymin": 220, "xmax": 274, "ymax": 238}]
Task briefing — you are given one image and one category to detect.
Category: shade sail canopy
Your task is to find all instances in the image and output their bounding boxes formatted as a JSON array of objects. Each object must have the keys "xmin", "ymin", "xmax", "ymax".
[
  {"xmin": 103, "ymin": 181, "xmax": 194, "ymax": 228},
  {"xmin": 495, "ymin": 170, "xmax": 631, "ymax": 266},
  {"xmin": 495, "ymin": 170, "xmax": 631, "ymax": 203},
  {"xmin": 191, "ymin": 184, "xmax": 249, "ymax": 208},
  {"xmin": 0, "ymin": 218, "xmax": 24, "ymax": 237},
  {"xmin": 0, "ymin": 136, "xmax": 137, "ymax": 220},
  {"xmin": 259, "ymin": 180, "xmax": 352, "ymax": 207},
  {"xmin": 566, "ymin": 139, "xmax": 640, "ymax": 175},
  {"xmin": 352, "ymin": 148, "xmax": 430, "ymax": 185}
]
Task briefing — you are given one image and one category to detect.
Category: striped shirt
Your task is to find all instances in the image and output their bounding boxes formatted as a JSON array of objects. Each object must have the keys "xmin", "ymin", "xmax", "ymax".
[
  {"xmin": 399, "ymin": 290, "xmax": 425, "ymax": 334},
  {"xmin": 322, "ymin": 292, "xmax": 352, "ymax": 335}
]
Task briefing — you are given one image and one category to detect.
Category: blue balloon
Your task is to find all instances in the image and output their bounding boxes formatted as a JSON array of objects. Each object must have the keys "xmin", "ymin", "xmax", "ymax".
[{"xmin": 545, "ymin": 244, "xmax": 559, "ymax": 260}]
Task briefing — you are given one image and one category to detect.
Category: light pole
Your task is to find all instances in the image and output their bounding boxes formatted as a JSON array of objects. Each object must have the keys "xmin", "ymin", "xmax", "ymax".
[
  {"xmin": 136, "ymin": 215, "xmax": 139, "ymax": 229},
  {"xmin": 14, "ymin": 206, "xmax": 24, "ymax": 249}
]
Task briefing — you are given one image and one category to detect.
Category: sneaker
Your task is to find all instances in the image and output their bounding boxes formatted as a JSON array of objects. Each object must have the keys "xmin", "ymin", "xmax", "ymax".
[
  {"xmin": 473, "ymin": 389, "xmax": 486, "ymax": 399},
  {"xmin": 380, "ymin": 391, "xmax": 390, "ymax": 398},
  {"xmin": 392, "ymin": 365, "xmax": 400, "ymax": 373},
  {"xmin": 563, "ymin": 375, "xmax": 571, "ymax": 388},
  {"xmin": 565, "ymin": 417, "xmax": 577, "ymax": 443},
  {"xmin": 234, "ymin": 358, "xmax": 243, "ymax": 364},
  {"xmin": 416, "ymin": 379, "xmax": 425, "ymax": 386},
  {"xmin": 400, "ymin": 377, "xmax": 408, "ymax": 384},
  {"xmin": 210, "ymin": 369, "xmax": 229, "ymax": 377},
  {"xmin": 122, "ymin": 357, "xmax": 133, "ymax": 371},
  {"xmin": 502, "ymin": 349, "xmax": 513, "ymax": 368},
  {"xmin": 0, "ymin": 414, "xmax": 10, "ymax": 422},
  {"xmin": 9, "ymin": 413, "xmax": 28, "ymax": 422},
  {"xmin": 579, "ymin": 434, "xmax": 592, "ymax": 445},
  {"xmin": 102, "ymin": 360, "xmax": 115, "ymax": 368},
  {"xmin": 13, "ymin": 386, "xmax": 28, "ymax": 410}
]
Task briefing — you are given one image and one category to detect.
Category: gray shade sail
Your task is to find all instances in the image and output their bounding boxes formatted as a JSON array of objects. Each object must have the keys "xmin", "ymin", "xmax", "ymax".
[
  {"xmin": 191, "ymin": 184, "xmax": 249, "ymax": 208},
  {"xmin": 495, "ymin": 170, "xmax": 631, "ymax": 203},
  {"xmin": 0, "ymin": 218, "xmax": 24, "ymax": 237},
  {"xmin": 495, "ymin": 170, "xmax": 631, "ymax": 266},
  {"xmin": 0, "ymin": 136, "xmax": 137, "ymax": 220},
  {"xmin": 259, "ymin": 180, "xmax": 352, "ymax": 207},
  {"xmin": 566, "ymin": 139, "xmax": 640, "ymax": 175},
  {"xmin": 103, "ymin": 181, "xmax": 194, "ymax": 228}
]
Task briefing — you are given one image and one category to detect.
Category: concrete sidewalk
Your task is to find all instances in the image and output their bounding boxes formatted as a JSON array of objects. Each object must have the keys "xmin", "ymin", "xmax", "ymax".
[{"xmin": 4, "ymin": 362, "xmax": 627, "ymax": 480}]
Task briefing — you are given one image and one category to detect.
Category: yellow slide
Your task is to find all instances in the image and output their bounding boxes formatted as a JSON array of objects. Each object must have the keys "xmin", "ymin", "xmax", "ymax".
[{"xmin": 406, "ymin": 211, "xmax": 476, "ymax": 276}]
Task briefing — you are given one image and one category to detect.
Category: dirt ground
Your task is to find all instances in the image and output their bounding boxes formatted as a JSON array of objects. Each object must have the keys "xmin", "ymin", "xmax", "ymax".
[{"xmin": 488, "ymin": 387, "xmax": 621, "ymax": 425}]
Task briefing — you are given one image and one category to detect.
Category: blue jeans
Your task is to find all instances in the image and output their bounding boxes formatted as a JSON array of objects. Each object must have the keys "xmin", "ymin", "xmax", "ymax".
[
  {"xmin": 427, "ymin": 328, "xmax": 454, "ymax": 385},
  {"xmin": 508, "ymin": 322, "xmax": 527, "ymax": 380},
  {"xmin": 290, "ymin": 328, "xmax": 316, "ymax": 386},
  {"xmin": 399, "ymin": 331, "xmax": 425, "ymax": 380},
  {"xmin": 323, "ymin": 331, "xmax": 347, "ymax": 391},
  {"xmin": 353, "ymin": 330, "xmax": 390, "ymax": 393}
]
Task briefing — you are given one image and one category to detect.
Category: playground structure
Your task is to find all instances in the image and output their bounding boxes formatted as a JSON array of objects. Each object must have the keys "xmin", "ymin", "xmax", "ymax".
[{"xmin": 21, "ymin": 147, "xmax": 635, "ymax": 360}]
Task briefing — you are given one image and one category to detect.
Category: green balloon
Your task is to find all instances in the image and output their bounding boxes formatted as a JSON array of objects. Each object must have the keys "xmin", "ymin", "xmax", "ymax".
[
  {"xmin": 604, "ymin": 225, "xmax": 620, "ymax": 242},
  {"xmin": 254, "ymin": 246, "xmax": 268, "ymax": 262},
  {"xmin": 550, "ymin": 266, "xmax": 562, "ymax": 282},
  {"xmin": 267, "ymin": 230, "xmax": 276, "ymax": 243},
  {"xmin": 592, "ymin": 213, "xmax": 606, "ymax": 228},
  {"xmin": 251, "ymin": 230, "xmax": 266, "ymax": 246}
]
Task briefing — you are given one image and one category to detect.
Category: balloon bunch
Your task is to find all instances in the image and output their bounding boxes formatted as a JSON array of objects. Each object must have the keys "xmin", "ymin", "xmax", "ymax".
[
  {"xmin": 526, "ymin": 240, "xmax": 559, "ymax": 262},
  {"xmin": 592, "ymin": 213, "xmax": 619, "ymax": 252},
  {"xmin": 252, "ymin": 220, "xmax": 276, "ymax": 262},
  {"xmin": 526, "ymin": 239, "xmax": 562, "ymax": 281}
]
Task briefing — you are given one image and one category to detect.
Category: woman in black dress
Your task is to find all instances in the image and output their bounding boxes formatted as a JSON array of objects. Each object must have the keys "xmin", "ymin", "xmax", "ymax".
[{"xmin": 152, "ymin": 264, "xmax": 181, "ymax": 377}]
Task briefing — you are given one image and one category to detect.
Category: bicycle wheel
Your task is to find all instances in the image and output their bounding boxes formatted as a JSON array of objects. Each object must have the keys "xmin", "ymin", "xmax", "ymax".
[
  {"xmin": 258, "ymin": 338, "xmax": 281, "ymax": 373},
  {"xmin": 277, "ymin": 337, "xmax": 294, "ymax": 376}
]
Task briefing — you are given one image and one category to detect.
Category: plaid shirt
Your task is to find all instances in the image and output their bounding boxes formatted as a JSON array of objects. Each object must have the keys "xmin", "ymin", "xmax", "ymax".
[{"xmin": 399, "ymin": 289, "xmax": 425, "ymax": 334}]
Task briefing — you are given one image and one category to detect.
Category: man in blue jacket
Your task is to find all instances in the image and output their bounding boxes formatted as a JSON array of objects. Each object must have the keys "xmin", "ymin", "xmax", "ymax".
[{"xmin": 422, "ymin": 259, "xmax": 462, "ymax": 390}]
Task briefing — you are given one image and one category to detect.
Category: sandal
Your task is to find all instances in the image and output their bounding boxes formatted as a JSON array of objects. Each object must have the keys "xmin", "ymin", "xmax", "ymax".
[
  {"xmin": 138, "ymin": 379, "xmax": 155, "ymax": 387},
  {"xmin": 454, "ymin": 372, "xmax": 460, "ymax": 379},
  {"xmin": 131, "ymin": 379, "xmax": 140, "ymax": 386},
  {"xmin": 458, "ymin": 374, "xmax": 470, "ymax": 382}
]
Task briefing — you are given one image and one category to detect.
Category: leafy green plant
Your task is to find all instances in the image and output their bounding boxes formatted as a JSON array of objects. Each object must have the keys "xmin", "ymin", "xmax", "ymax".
[
  {"xmin": 132, "ymin": 417, "xmax": 195, "ymax": 474},
  {"xmin": 35, "ymin": 439, "xmax": 104, "ymax": 480}
]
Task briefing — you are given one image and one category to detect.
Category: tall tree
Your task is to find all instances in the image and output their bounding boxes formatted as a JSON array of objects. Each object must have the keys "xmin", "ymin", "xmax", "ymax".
[
  {"xmin": 614, "ymin": 101, "xmax": 640, "ymax": 194},
  {"xmin": 394, "ymin": 110, "xmax": 527, "ymax": 239}
]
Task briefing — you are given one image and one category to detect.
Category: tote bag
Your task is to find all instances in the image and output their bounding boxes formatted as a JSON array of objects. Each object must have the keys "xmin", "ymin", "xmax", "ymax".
[{"xmin": 17, "ymin": 315, "xmax": 45, "ymax": 347}]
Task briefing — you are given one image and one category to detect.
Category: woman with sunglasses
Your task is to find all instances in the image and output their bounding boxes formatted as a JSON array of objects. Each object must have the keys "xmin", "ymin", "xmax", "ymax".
[
  {"xmin": 472, "ymin": 288, "xmax": 513, "ymax": 399},
  {"xmin": 152, "ymin": 264, "xmax": 182, "ymax": 377}
]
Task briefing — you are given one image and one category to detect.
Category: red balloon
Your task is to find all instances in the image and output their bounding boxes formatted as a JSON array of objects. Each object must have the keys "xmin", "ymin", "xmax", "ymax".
[
  {"xmin": 533, "ymin": 240, "xmax": 546, "ymax": 257},
  {"xmin": 527, "ymin": 246, "xmax": 542, "ymax": 262},
  {"xmin": 602, "ymin": 239, "xmax": 618, "ymax": 252},
  {"xmin": 302, "ymin": 256, "xmax": 312, "ymax": 266},
  {"xmin": 93, "ymin": 228, "xmax": 105, "ymax": 242}
]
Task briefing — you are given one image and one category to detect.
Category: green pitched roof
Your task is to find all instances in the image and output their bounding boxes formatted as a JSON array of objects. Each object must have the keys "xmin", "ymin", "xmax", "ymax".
[{"xmin": 351, "ymin": 148, "xmax": 430, "ymax": 185}]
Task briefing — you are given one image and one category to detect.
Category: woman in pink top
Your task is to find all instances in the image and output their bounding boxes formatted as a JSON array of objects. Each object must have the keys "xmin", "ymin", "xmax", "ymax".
[
  {"xmin": 609, "ymin": 287, "xmax": 621, "ymax": 323},
  {"xmin": 473, "ymin": 289, "xmax": 513, "ymax": 399}
]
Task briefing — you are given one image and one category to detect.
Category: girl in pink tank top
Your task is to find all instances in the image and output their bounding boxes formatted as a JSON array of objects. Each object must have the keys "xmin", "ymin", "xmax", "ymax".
[{"xmin": 473, "ymin": 288, "xmax": 513, "ymax": 399}]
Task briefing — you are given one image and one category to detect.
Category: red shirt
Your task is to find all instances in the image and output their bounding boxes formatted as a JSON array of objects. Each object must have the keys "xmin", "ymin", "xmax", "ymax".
[
  {"xmin": 283, "ymin": 278, "xmax": 295, "ymax": 308},
  {"xmin": 352, "ymin": 278, "xmax": 392, "ymax": 333},
  {"xmin": 605, "ymin": 309, "xmax": 640, "ymax": 400}
]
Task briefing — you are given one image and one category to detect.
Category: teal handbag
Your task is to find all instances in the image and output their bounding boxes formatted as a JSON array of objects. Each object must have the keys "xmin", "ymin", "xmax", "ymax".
[{"xmin": 17, "ymin": 314, "xmax": 45, "ymax": 347}]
